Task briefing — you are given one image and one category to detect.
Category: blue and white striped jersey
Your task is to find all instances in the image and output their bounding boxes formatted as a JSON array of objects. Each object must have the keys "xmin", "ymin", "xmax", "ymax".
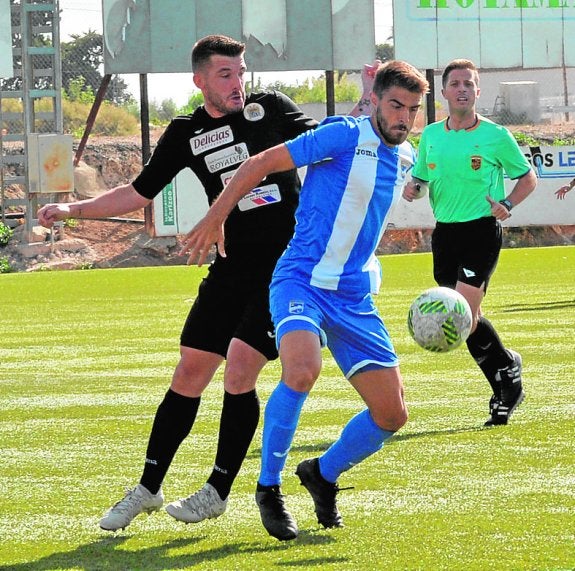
[{"xmin": 274, "ymin": 115, "xmax": 415, "ymax": 295}]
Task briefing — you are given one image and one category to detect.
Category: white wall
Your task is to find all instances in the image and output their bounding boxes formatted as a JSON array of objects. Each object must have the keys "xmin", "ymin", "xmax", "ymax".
[{"xmin": 152, "ymin": 146, "xmax": 575, "ymax": 236}]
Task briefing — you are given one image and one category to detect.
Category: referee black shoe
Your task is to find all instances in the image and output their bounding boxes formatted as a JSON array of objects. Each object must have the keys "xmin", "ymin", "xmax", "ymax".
[
  {"xmin": 295, "ymin": 458, "xmax": 344, "ymax": 528},
  {"xmin": 255, "ymin": 484, "xmax": 298, "ymax": 541},
  {"xmin": 485, "ymin": 350, "xmax": 525, "ymax": 426}
]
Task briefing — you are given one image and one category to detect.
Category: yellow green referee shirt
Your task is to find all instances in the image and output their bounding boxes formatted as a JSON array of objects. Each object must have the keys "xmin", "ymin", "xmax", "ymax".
[{"xmin": 412, "ymin": 115, "xmax": 532, "ymax": 223}]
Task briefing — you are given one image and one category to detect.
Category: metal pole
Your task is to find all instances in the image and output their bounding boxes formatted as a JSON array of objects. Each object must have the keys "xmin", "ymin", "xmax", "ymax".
[
  {"xmin": 140, "ymin": 73, "xmax": 151, "ymax": 164},
  {"xmin": 426, "ymin": 69, "xmax": 436, "ymax": 125},
  {"xmin": 326, "ymin": 70, "xmax": 335, "ymax": 117},
  {"xmin": 562, "ymin": 64, "xmax": 569, "ymax": 123},
  {"xmin": 73, "ymin": 74, "xmax": 112, "ymax": 167},
  {"xmin": 140, "ymin": 73, "xmax": 153, "ymax": 234}
]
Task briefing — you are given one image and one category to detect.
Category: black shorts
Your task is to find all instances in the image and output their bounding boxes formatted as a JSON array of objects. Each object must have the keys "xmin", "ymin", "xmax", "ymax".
[
  {"xmin": 431, "ymin": 217, "xmax": 502, "ymax": 291},
  {"xmin": 180, "ymin": 272, "xmax": 278, "ymax": 361}
]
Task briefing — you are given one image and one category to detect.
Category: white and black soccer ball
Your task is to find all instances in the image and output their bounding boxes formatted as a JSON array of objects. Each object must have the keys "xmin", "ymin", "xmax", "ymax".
[{"xmin": 407, "ymin": 287, "xmax": 472, "ymax": 353}]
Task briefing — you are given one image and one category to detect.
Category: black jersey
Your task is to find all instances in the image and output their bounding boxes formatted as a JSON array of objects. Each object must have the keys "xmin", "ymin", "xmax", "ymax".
[{"xmin": 133, "ymin": 91, "xmax": 317, "ymax": 276}]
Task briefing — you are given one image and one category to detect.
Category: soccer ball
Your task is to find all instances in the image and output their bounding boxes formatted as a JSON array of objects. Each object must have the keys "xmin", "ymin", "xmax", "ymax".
[{"xmin": 407, "ymin": 287, "xmax": 472, "ymax": 353}]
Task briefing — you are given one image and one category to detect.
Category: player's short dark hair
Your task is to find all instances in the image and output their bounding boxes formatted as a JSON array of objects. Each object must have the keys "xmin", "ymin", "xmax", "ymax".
[
  {"xmin": 373, "ymin": 60, "xmax": 429, "ymax": 98},
  {"xmin": 191, "ymin": 35, "xmax": 245, "ymax": 72},
  {"xmin": 442, "ymin": 59, "xmax": 479, "ymax": 87}
]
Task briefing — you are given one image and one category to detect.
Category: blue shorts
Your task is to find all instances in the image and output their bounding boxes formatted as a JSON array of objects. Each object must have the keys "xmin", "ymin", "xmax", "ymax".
[{"xmin": 269, "ymin": 277, "xmax": 398, "ymax": 379}]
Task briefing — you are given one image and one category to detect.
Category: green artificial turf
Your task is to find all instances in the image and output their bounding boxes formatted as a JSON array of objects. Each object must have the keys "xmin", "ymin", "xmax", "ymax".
[{"xmin": 0, "ymin": 246, "xmax": 573, "ymax": 570}]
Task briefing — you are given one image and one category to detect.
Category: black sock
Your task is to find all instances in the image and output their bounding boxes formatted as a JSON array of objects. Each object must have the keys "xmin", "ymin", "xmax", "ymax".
[
  {"xmin": 207, "ymin": 390, "xmax": 260, "ymax": 500},
  {"xmin": 139, "ymin": 389, "xmax": 200, "ymax": 494},
  {"xmin": 466, "ymin": 316, "xmax": 513, "ymax": 396}
]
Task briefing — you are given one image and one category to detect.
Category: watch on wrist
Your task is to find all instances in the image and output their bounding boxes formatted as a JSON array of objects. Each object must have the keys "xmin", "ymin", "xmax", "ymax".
[{"xmin": 499, "ymin": 198, "xmax": 513, "ymax": 211}]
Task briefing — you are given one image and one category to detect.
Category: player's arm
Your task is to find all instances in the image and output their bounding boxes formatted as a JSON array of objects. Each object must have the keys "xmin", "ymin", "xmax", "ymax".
[
  {"xmin": 486, "ymin": 169, "xmax": 537, "ymax": 220},
  {"xmin": 180, "ymin": 144, "xmax": 295, "ymax": 266},
  {"xmin": 37, "ymin": 183, "xmax": 151, "ymax": 228},
  {"xmin": 349, "ymin": 60, "xmax": 381, "ymax": 117},
  {"xmin": 555, "ymin": 178, "xmax": 575, "ymax": 200}
]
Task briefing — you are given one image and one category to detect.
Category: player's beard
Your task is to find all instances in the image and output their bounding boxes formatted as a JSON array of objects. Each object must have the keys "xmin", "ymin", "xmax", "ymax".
[
  {"xmin": 375, "ymin": 106, "xmax": 409, "ymax": 146},
  {"xmin": 204, "ymin": 88, "xmax": 245, "ymax": 116}
]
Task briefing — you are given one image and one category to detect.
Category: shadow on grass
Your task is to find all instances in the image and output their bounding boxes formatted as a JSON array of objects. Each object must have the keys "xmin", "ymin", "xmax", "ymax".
[
  {"xmin": 391, "ymin": 424, "xmax": 488, "ymax": 443},
  {"xmin": 249, "ymin": 442, "xmax": 334, "ymax": 458},
  {"xmin": 2, "ymin": 529, "xmax": 343, "ymax": 570},
  {"xmin": 249, "ymin": 425, "xmax": 489, "ymax": 458},
  {"xmin": 501, "ymin": 299, "xmax": 575, "ymax": 312}
]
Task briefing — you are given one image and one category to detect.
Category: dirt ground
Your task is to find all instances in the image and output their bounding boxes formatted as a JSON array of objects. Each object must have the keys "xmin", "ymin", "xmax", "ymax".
[{"xmin": 2, "ymin": 125, "xmax": 575, "ymax": 273}]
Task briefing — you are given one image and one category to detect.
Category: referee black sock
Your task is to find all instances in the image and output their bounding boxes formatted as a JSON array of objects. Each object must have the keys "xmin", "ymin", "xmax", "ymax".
[
  {"xmin": 466, "ymin": 316, "xmax": 513, "ymax": 396},
  {"xmin": 140, "ymin": 388, "xmax": 200, "ymax": 495},
  {"xmin": 207, "ymin": 389, "xmax": 260, "ymax": 501}
]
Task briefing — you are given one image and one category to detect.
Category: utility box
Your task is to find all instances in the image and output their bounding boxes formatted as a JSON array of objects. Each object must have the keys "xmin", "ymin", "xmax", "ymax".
[
  {"xmin": 27, "ymin": 133, "xmax": 74, "ymax": 194},
  {"xmin": 499, "ymin": 81, "xmax": 541, "ymax": 123}
]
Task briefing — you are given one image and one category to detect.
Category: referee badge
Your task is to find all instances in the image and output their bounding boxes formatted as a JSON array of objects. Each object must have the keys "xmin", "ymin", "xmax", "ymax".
[
  {"xmin": 243, "ymin": 103, "xmax": 265, "ymax": 121},
  {"xmin": 471, "ymin": 155, "xmax": 482, "ymax": 170}
]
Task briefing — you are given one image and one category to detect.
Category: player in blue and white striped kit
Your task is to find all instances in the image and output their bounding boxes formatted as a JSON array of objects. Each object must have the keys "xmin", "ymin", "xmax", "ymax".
[{"xmin": 181, "ymin": 60, "xmax": 429, "ymax": 541}]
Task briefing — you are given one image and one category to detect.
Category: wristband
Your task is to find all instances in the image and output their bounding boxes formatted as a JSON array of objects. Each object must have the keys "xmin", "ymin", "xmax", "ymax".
[{"xmin": 499, "ymin": 198, "xmax": 513, "ymax": 211}]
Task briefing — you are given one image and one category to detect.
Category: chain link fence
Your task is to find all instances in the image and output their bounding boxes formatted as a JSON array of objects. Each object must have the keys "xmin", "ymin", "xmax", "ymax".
[{"xmin": 426, "ymin": 67, "xmax": 575, "ymax": 133}]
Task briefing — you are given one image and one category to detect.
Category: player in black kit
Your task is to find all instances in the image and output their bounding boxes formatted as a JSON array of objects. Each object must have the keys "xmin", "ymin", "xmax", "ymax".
[{"xmin": 38, "ymin": 34, "xmax": 375, "ymax": 531}]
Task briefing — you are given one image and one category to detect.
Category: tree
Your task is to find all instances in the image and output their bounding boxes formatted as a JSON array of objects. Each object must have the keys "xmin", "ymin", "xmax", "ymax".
[
  {"xmin": 261, "ymin": 73, "xmax": 360, "ymax": 104},
  {"xmin": 376, "ymin": 43, "xmax": 394, "ymax": 63},
  {"xmin": 61, "ymin": 31, "xmax": 134, "ymax": 105},
  {"xmin": 149, "ymin": 98, "xmax": 180, "ymax": 125}
]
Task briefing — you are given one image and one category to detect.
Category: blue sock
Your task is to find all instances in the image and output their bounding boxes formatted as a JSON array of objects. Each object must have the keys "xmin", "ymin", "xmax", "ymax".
[
  {"xmin": 259, "ymin": 381, "xmax": 308, "ymax": 486},
  {"xmin": 319, "ymin": 409, "xmax": 395, "ymax": 483}
]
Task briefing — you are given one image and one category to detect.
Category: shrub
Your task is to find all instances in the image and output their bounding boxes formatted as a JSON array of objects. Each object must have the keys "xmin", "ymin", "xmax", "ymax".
[
  {"xmin": 0, "ymin": 222, "xmax": 14, "ymax": 246},
  {"xmin": 179, "ymin": 92, "xmax": 205, "ymax": 116},
  {"xmin": 513, "ymin": 131, "xmax": 540, "ymax": 147},
  {"xmin": 63, "ymin": 99, "xmax": 139, "ymax": 137},
  {"xmin": 63, "ymin": 218, "xmax": 78, "ymax": 229},
  {"xmin": 76, "ymin": 262, "xmax": 94, "ymax": 270},
  {"xmin": 0, "ymin": 256, "xmax": 13, "ymax": 273}
]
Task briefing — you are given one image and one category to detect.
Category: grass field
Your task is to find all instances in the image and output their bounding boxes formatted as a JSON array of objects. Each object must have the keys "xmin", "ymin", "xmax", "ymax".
[{"xmin": 0, "ymin": 246, "xmax": 574, "ymax": 571}]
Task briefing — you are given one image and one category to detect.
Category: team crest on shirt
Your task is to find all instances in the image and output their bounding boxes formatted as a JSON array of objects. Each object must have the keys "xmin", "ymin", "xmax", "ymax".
[
  {"xmin": 289, "ymin": 300, "xmax": 305, "ymax": 314},
  {"xmin": 243, "ymin": 103, "xmax": 265, "ymax": 121},
  {"xmin": 471, "ymin": 155, "xmax": 482, "ymax": 170}
]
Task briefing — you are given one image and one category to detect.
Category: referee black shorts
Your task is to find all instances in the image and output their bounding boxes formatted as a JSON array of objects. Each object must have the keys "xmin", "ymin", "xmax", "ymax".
[
  {"xmin": 180, "ymin": 272, "xmax": 278, "ymax": 361},
  {"xmin": 431, "ymin": 216, "xmax": 502, "ymax": 292}
]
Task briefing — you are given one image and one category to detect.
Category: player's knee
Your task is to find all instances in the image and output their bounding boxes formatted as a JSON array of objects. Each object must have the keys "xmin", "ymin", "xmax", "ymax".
[
  {"xmin": 170, "ymin": 356, "xmax": 212, "ymax": 395},
  {"xmin": 372, "ymin": 407, "xmax": 408, "ymax": 432},
  {"xmin": 222, "ymin": 364, "xmax": 258, "ymax": 394},
  {"xmin": 282, "ymin": 362, "xmax": 321, "ymax": 393}
]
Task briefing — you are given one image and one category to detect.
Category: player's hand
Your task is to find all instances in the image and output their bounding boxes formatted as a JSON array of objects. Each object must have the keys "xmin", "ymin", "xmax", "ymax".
[
  {"xmin": 402, "ymin": 180, "xmax": 417, "ymax": 202},
  {"xmin": 486, "ymin": 195, "xmax": 511, "ymax": 220},
  {"xmin": 179, "ymin": 215, "xmax": 225, "ymax": 266},
  {"xmin": 37, "ymin": 204, "xmax": 71, "ymax": 228},
  {"xmin": 361, "ymin": 59, "xmax": 381, "ymax": 93},
  {"xmin": 403, "ymin": 180, "xmax": 427, "ymax": 202},
  {"xmin": 555, "ymin": 185, "xmax": 571, "ymax": 200}
]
